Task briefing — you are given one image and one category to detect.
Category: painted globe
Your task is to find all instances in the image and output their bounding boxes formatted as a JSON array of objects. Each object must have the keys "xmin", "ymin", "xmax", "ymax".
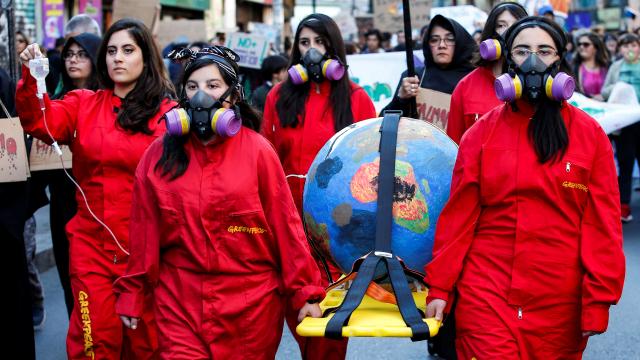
[{"xmin": 303, "ymin": 117, "xmax": 458, "ymax": 274}]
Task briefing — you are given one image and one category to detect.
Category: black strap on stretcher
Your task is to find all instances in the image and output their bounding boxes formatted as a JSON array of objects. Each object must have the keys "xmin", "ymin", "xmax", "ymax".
[{"xmin": 323, "ymin": 111, "xmax": 431, "ymax": 342}]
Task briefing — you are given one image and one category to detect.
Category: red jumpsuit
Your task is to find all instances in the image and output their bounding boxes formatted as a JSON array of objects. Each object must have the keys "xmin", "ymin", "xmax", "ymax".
[
  {"xmin": 113, "ymin": 128, "xmax": 325, "ymax": 359},
  {"xmin": 262, "ymin": 81, "xmax": 376, "ymax": 359},
  {"xmin": 425, "ymin": 101, "xmax": 625, "ymax": 359},
  {"xmin": 16, "ymin": 66, "xmax": 176, "ymax": 359},
  {"xmin": 447, "ymin": 66, "xmax": 501, "ymax": 144}
]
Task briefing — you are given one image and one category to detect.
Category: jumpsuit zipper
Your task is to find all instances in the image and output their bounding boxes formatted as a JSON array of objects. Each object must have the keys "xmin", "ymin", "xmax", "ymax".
[
  {"xmin": 474, "ymin": 113, "xmax": 479, "ymax": 122},
  {"xmin": 566, "ymin": 162, "xmax": 571, "ymax": 172},
  {"xmin": 518, "ymin": 307, "xmax": 523, "ymax": 320},
  {"xmin": 315, "ymin": 83, "xmax": 320, "ymax": 94}
]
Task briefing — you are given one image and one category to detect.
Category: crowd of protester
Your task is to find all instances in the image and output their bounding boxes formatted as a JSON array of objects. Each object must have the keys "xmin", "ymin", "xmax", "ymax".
[{"xmin": 0, "ymin": 5, "xmax": 636, "ymax": 359}]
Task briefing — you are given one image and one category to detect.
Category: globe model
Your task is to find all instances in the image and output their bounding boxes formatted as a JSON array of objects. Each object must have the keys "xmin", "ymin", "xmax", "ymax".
[{"xmin": 303, "ymin": 117, "xmax": 458, "ymax": 274}]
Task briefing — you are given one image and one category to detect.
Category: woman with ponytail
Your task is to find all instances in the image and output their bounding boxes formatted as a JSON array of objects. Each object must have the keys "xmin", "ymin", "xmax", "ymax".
[
  {"xmin": 262, "ymin": 13, "xmax": 375, "ymax": 360},
  {"xmin": 114, "ymin": 46, "xmax": 324, "ymax": 359},
  {"xmin": 424, "ymin": 17, "xmax": 624, "ymax": 358}
]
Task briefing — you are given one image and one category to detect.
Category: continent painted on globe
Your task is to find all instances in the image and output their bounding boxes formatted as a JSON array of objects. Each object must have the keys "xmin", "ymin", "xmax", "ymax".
[
  {"xmin": 332, "ymin": 205, "xmax": 377, "ymax": 261},
  {"xmin": 349, "ymin": 158, "xmax": 430, "ymax": 234},
  {"xmin": 303, "ymin": 212, "xmax": 332, "ymax": 257},
  {"xmin": 315, "ymin": 157, "xmax": 343, "ymax": 189}
]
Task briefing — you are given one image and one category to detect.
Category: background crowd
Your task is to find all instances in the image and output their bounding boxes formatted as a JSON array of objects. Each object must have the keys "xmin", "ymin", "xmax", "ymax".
[{"xmin": 0, "ymin": 3, "xmax": 637, "ymax": 359}]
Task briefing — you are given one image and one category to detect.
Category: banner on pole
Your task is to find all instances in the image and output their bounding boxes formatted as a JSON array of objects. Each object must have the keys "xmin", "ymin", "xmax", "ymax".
[
  {"xmin": 42, "ymin": 0, "xmax": 65, "ymax": 49},
  {"xmin": 78, "ymin": 0, "xmax": 103, "ymax": 30}
]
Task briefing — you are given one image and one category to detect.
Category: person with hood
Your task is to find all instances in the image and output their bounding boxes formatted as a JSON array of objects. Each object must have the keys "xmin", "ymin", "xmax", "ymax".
[
  {"xmin": 425, "ymin": 17, "xmax": 624, "ymax": 358},
  {"xmin": 17, "ymin": 18, "xmax": 176, "ymax": 359},
  {"xmin": 447, "ymin": 2, "xmax": 528, "ymax": 144},
  {"xmin": 114, "ymin": 45, "xmax": 324, "ymax": 359},
  {"xmin": 262, "ymin": 13, "xmax": 376, "ymax": 360},
  {"xmin": 382, "ymin": 15, "xmax": 475, "ymax": 117}
]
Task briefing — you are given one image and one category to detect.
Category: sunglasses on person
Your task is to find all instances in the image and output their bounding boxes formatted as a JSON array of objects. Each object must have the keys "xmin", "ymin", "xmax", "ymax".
[{"xmin": 578, "ymin": 42, "xmax": 593, "ymax": 48}]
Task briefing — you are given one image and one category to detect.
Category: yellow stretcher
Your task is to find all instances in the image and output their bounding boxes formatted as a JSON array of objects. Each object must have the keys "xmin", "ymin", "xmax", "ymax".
[{"xmin": 296, "ymin": 283, "xmax": 442, "ymax": 338}]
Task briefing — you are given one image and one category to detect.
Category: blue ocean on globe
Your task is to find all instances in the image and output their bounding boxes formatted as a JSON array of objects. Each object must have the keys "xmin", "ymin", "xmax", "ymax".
[{"xmin": 303, "ymin": 117, "xmax": 458, "ymax": 274}]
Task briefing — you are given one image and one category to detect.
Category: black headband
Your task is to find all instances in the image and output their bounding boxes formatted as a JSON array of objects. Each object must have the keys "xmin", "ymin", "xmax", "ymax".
[
  {"xmin": 492, "ymin": 1, "xmax": 527, "ymax": 16},
  {"xmin": 505, "ymin": 18, "xmax": 566, "ymax": 56},
  {"xmin": 168, "ymin": 46, "xmax": 240, "ymax": 83}
]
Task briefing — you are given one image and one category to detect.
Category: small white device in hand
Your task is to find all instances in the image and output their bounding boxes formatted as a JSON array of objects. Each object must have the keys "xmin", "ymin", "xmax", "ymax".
[{"xmin": 29, "ymin": 57, "xmax": 49, "ymax": 99}]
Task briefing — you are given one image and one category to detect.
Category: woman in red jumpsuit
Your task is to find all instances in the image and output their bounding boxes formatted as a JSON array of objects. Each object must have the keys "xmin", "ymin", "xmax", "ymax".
[
  {"xmin": 262, "ymin": 13, "xmax": 376, "ymax": 360},
  {"xmin": 447, "ymin": 2, "xmax": 527, "ymax": 144},
  {"xmin": 17, "ymin": 19, "xmax": 176, "ymax": 359},
  {"xmin": 425, "ymin": 17, "xmax": 625, "ymax": 359},
  {"xmin": 114, "ymin": 46, "xmax": 324, "ymax": 359}
]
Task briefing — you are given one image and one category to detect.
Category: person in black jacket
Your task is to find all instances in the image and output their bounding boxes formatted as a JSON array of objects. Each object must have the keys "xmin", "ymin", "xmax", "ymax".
[
  {"xmin": 251, "ymin": 54, "xmax": 288, "ymax": 112},
  {"xmin": 0, "ymin": 66, "xmax": 35, "ymax": 359},
  {"xmin": 382, "ymin": 15, "xmax": 476, "ymax": 117}
]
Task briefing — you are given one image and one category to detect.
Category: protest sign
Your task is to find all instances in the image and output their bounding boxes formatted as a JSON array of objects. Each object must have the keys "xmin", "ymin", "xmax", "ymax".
[
  {"xmin": 226, "ymin": 33, "xmax": 269, "ymax": 69},
  {"xmin": 373, "ymin": 0, "xmax": 431, "ymax": 33},
  {"xmin": 112, "ymin": 0, "xmax": 158, "ymax": 28},
  {"xmin": 29, "ymin": 138, "xmax": 72, "ymax": 171},
  {"xmin": 157, "ymin": 19, "xmax": 207, "ymax": 48},
  {"xmin": 416, "ymin": 88, "xmax": 451, "ymax": 131},
  {"xmin": 0, "ymin": 118, "xmax": 28, "ymax": 183}
]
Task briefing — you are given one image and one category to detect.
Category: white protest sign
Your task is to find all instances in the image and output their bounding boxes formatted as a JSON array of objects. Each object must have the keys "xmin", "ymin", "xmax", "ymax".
[
  {"xmin": 430, "ymin": 5, "xmax": 488, "ymax": 35},
  {"xmin": 346, "ymin": 52, "xmax": 425, "ymax": 114},
  {"xmin": 568, "ymin": 89, "xmax": 640, "ymax": 134},
  {"xmin": 250, "ymin": 22, "xmax": 278, "ymax": 45},
  {"xmin": 225, "ymin": 32, "xmax": 269, "ymax": 69}
]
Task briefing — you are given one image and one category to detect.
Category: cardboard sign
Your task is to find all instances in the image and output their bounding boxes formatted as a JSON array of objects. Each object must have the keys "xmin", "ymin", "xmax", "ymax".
[
  {"xmin": 225, "ymin": 33, "xmax": 269, "ymax": 69},
  {"xmin": 156, "ymin": 19, "xmax": 207, "ymax": 48},
  {"xmin": 373, "ymin": 0, "xmax": 431, "ymax": 33},
  {"xmin": 112, "ymin": 0, "xmax": 159, "ymax": 28},
  {"xmin": 0, "ymin": 118, "xmax": 28, "ymax": 183},
  {"xmin": 29, "ymin": 138, "xmax": 72, "ymax": 171},
  {"xmin": 416, "ymin": 88, "xmax": 451, "ymax": 131}
]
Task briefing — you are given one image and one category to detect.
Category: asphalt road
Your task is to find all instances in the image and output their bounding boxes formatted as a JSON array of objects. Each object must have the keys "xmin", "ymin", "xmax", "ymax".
[{"xmin": 33, "ymin": 198, "xmax": 640, "ymax": 359}]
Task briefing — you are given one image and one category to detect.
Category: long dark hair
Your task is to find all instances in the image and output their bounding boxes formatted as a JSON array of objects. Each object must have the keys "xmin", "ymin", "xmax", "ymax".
[
  {"xmin": 476, "ymin": 2, "xmax": 528, "ymax": 67},
  {"xmin": 155, "ymin": 56, "xmax": 262, "ymax": 180},
  {"xmin": 505, "ymin": 17, "xmax": 569, "ymax": 164},
  {"xmin": 275, "ymin": 13, "xmax": 354, "ymax": 131},
  {"xmin": 97, "ymin": 18, "xmax": 175, "ymax": 134},
  {"xmin": 574, "ymin": 32, "xmax": 610, "ymax": 70}
]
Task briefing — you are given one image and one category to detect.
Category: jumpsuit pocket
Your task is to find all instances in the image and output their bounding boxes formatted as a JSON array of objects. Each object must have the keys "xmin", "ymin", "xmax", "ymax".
[
  {"xmin": 156, "ymin": 190, "xmax": 186, "ymax": 225},
  {"xmin": 556, "ymin": 155, "xmax": 591, "ymax": 208},
  {"xmin": 479, "ymin": 147, "xmax": 516, "ymax": 202},
  {"xmin": 463, "ymin": 112, "xmax": 480, "ymax": 132},
  {"xmin": 219, "ymin": 196, "xmax": 271, "ymax": 262}
]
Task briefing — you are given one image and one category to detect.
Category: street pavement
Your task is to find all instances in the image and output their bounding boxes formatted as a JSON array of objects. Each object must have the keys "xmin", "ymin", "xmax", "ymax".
[{"xmin": 33, "ymin": 197, "xmax": 640, "ymax": 359}]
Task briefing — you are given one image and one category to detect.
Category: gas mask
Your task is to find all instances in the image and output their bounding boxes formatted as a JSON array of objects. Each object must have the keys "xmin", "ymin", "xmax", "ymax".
[
  {"xmin": 288, "ymin": 48, "xmax": 345, "ymax": 84},
  {"xmin": 480, "ymin": 36, "xmax": 506, "ymax": 61},
  {"xmin": 164, "ymin": 90, "xmax": 241, "ymax": 139},
  {"xmin": 494, "ymin": 54, "xmax": 574, "ymax": 102}
]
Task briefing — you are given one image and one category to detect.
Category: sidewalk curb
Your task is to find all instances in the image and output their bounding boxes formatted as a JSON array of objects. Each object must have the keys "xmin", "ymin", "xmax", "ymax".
[{"xmin": 35, "ymin": 248, "xmax": 56, "ymax": 274}]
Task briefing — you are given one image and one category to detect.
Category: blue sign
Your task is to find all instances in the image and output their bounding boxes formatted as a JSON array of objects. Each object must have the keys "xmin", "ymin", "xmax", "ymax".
[{"xmin": 566, "ymin": 11, "xmax": 593, "ymax": 31}]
